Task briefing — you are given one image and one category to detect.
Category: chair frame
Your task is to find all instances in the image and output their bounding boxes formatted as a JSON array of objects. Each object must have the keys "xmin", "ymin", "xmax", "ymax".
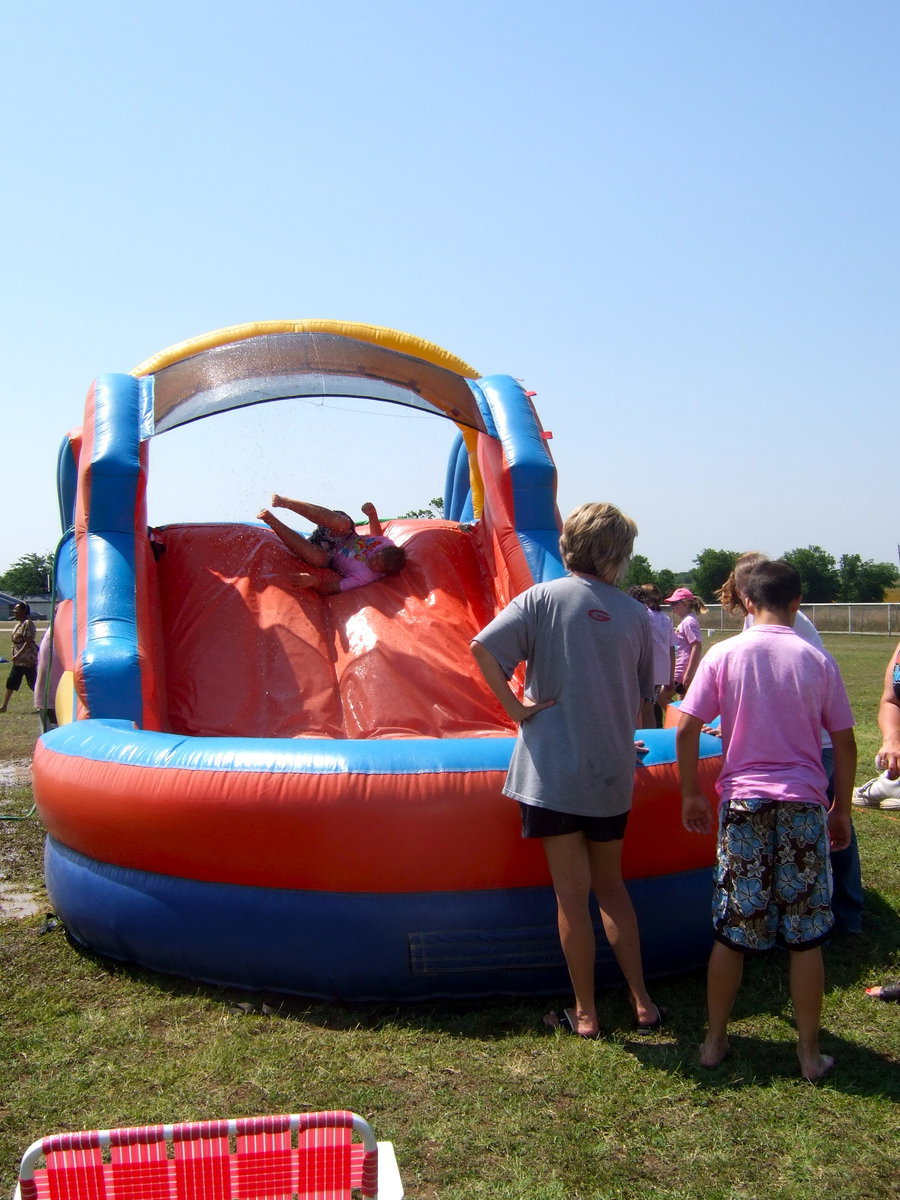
[{"xmin": 15, "ymin": 1110, "xmax": 403, "ymax": 1200}]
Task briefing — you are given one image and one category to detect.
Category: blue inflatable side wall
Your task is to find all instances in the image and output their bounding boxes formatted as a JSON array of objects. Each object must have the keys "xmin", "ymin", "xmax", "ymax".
[
  {"xmin": 443, "ymin": 432, "xmax": 474, "ymax": 523},
  {"xmin": 46, "ymin": 837, "xmax": 713, "ymax": 1001}
]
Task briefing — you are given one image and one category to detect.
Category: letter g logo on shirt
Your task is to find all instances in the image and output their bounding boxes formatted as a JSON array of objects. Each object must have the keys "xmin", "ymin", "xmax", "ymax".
[{"xmin": 588, "ymin": 609, "xmax": 611, "ymax": 622}]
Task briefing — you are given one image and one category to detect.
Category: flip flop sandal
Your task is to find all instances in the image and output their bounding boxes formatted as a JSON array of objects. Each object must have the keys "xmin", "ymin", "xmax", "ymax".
[
  {"xmin": 544, "ymin": 1009, "xmax": 606, "ymax": 1040},
  {"xmin": 633, "ymin": 1005, "xmax": 670, "ymax": 1033}
]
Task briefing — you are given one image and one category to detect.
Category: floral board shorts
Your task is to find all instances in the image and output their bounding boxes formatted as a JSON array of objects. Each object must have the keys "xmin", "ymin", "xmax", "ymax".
[{"xmin": 713, "ymin": 797, "xmax": 833, "ymax": 953}]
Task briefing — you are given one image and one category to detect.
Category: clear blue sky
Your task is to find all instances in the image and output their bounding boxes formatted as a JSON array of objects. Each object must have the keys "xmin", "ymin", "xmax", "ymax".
[{"xmin": 3, "ymin": 1, "xmax": 898, "ymax": 577}]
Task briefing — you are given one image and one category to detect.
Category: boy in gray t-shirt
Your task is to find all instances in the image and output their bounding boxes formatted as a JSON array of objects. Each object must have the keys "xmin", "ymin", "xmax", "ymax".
[{"xmin": 471, "ymin": 502, "xmax": 662, "ymax": 1040}]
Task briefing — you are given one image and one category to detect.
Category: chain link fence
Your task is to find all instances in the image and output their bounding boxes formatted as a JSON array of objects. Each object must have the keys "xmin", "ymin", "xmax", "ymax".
[{"xmin": 699, "ymin": 603, "xmax": 900, "ymax": 636}]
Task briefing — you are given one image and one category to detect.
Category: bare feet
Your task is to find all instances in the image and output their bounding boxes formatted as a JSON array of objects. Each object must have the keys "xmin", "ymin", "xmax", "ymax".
[
  {"xmin": 271, "ymin": 493, "xmax": 286, "ymax": 508},
  {"xmin": 699, "ymin": 1036, "xmax": 730, "ymax": 1068},
  {"xmin": 257, "ymin": 509, "xmax": 274, "ymax": 526},
  {"xmin": 798, "ymin": 1052, "xmax": 834, "ymax": 1083}
]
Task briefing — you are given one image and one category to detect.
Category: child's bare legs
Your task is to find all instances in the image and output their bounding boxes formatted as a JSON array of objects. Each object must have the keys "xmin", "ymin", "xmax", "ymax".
[
  {"xmin": 790, "ymin": 946, "xmax": 832, "ymax": 1081},
  {"xmin": 701, "ymin": 940, "xmax": 744, "ymax": 1066},
  {"xmin": 542, "ymin": 833, "xmax": 602, "ymax": 1036},
  {"xmin": 270, "ymin": 495, "xmax": 354, "ymax": 537},
  {"xmin": 542, "ymin": 834, "xmax": 659, "ymax": 1035},
  {"xmin": 588, "ymin": 838, "xmax": 658, "ymax": 1026},
  {"xmin": 257, "ymin": 509, "xmax": 331, "ymax": 568}
]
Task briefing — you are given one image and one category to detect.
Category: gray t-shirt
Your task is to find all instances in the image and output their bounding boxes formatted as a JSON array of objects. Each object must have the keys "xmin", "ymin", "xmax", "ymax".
[{"xmin": 473, "ymin": 574, "xmax": 654, "ymax": 817}]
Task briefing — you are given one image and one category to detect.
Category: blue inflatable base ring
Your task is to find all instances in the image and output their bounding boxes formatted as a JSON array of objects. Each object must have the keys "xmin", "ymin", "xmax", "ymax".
[{"xmin": 46, "ymin": 837, "xmax": 715, "ymax": 1002}]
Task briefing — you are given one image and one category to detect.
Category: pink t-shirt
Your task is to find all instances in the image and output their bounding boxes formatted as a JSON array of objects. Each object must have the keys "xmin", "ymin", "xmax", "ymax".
[
  {"xmin": 331, "ymin": 534, "xmax": 393, "ymax": 592},
  {"xmin": 680, "ymin": 624, "xmax": 854, "ymax": 806},
  {"xmin": 674, "ymin": 612, "xmax": 701, "ymax": 680}
]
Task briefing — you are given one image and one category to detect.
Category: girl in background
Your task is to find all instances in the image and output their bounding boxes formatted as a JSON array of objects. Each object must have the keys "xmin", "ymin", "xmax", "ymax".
[
  {"xmin": 628, "ymin": 584, "xmax": 676, "ymax": 726},
  {"xmin": 664, "ymin": 588, "xmax": 707, "ymax": 695}
]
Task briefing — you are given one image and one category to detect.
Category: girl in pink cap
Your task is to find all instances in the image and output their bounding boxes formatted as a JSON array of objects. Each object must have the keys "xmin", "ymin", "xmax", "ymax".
[{"xmin": 665, "ymin": 587, "xmax": 707, "ymax": 696}]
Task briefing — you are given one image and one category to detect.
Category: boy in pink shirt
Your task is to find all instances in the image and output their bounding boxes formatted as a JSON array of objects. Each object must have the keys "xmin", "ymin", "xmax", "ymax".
[{"xmin": 676, "ymin": 560, "xmax": 856, "ymax": 1082}]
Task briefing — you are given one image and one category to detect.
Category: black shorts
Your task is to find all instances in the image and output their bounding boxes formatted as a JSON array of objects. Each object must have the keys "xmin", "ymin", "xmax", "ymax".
[
  {"xmin": 308, "ymin": 511, "xmax": 354, "ymax": 551},
  {"xmin": 6, "ymin": 664, "xmax": 37, "ymax": 693},
  {"xmin": 519, "ymin": 803, "xmax": 629, "ymax": 842}
]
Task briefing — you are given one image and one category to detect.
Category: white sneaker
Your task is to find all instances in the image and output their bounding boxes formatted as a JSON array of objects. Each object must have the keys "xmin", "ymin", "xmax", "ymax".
[{"xmin": 852, "ymin": 773, "xmax": 900, "ymax": 811}]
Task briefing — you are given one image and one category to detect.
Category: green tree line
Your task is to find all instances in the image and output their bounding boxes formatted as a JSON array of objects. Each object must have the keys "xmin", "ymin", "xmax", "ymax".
[
  {"xmin": 0, "ymin": 552, "xmax": 55, "ymax": 598},
  {"xmin": 625, "ymin": 546, "xmax": 898, "ymax": 603}
]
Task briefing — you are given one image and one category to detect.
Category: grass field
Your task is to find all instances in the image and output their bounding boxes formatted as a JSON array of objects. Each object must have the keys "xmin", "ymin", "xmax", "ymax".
[{"xmin": 1, "ymin": 631, "xmax": 898, "ymax": 1200}]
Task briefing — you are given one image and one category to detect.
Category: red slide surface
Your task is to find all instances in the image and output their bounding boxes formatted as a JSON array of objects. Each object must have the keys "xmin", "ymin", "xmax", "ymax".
[{"xmin": 153, "ymin": 519, "xmax": 514, "ymax": 739}]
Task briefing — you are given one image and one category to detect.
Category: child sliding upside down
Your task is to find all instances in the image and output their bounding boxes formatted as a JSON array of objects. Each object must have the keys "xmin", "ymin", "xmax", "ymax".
[{"xmin": 258, "ymin": 496, "xmax": 406, "ymax": 594}]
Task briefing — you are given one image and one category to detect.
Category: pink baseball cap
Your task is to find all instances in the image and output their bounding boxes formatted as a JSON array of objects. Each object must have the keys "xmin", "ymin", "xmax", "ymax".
[{"xmin": 664, "ymin": 587, "xmax": 696, "ymax": 603}]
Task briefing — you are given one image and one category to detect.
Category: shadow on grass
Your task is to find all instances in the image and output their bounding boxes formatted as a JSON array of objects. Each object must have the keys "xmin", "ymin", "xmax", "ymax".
[
  {"xmin": 625, "ymin": 1030, "xmax": 900, "ymax": 1100},
  {"xmin": 615, "ymin": 890, "xmax": 900, "ymax": 1100},
  {"xmin": 32, "ymin": 920, "xmax": 900, "ymax": 1112},
  {"xmin": 685, "ymin": 887, "xmax": 900, "ymax": 1012},
  {"xmin": 50, "ymin": 879, "xmax": 898, "ymax": 1108},
  {"xmin": 60, "ymin": 926, "xmax": 558, "ymax": 1035}
]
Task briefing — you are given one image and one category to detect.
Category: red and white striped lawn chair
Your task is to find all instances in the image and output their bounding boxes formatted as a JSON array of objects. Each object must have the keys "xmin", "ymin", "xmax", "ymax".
[{"xmin": 14, "ymin": 1111, "xmax": 403, "ymax": 1200}]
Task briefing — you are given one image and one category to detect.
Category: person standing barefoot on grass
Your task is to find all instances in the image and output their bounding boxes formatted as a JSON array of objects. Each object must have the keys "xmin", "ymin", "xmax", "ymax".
[
  {"xmin": 677, "ymin": 560, "xmax": 856, "ymax": 1082},
  {"xmin": 721, "ymin": 552, "xmax": 865, "ymax": 934},
  {"xmin": 472, "ymin": 502, "xmax": 663, "ymax": 1039}
]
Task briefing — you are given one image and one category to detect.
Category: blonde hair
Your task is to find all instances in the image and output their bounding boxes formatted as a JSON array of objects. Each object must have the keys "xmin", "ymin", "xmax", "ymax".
[
  {"xmin": 717, "ymin": 551, "xmax": 767, "ymax": 615},
  {"xmin": 560, "ymin": 502, "xmax": 638, "ymax": 584}
]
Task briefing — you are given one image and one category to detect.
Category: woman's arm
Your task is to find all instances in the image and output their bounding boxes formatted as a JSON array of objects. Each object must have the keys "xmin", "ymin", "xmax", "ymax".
[
  {"xmin": 470, "ymin": 641, "xmax": 555, "ymax": 724},
  {"xmin": 682, "ymin": 639, "xmax": 703, "ymax": 691},
  {"xmin": 12, "ymin": 620, "xmax": 36, "ymax": 649},
  {"xmin": 827, "ymin": 726, "xmax": 857, "ymax": 850},
  {"xmin": 876, "ymin": 640, "xmax": 900, "ymax": 779}
]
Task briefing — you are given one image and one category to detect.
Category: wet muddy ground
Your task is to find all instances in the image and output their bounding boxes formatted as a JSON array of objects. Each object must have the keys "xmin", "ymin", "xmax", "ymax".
[{"xmin": 0, "ymin": 759, "xmax": 46, "ymax": 919}]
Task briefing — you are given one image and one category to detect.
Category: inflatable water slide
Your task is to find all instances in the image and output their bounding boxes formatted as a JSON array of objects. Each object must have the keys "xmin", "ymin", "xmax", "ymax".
[{"xmin": 31, "ymin": 321, "xmax": 721, "ymax": 1000}]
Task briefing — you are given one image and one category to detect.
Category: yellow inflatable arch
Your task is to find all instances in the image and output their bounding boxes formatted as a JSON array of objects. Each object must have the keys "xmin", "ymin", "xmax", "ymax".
[
  {"xmin": 131, "ymin": 319, "xmax": 480, "ymax": 380},
  {"xmin": 131, "ymin": 319, "xmax": 486, "ymax": 517}
]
